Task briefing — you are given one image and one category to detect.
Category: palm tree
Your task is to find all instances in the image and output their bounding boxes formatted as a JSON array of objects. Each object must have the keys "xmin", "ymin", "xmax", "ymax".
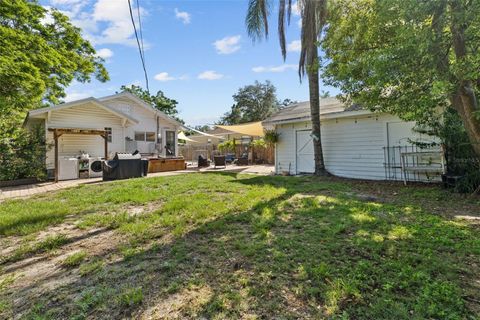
[{"xmin": 246, "ymin": 0, "xmax": 327, "ymax": 175}]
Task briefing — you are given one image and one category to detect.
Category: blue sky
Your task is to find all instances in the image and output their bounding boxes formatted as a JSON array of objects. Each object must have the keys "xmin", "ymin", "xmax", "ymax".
[{"xmin": 44, "ymin": 0, "xmax": 339, "ymax": 126}]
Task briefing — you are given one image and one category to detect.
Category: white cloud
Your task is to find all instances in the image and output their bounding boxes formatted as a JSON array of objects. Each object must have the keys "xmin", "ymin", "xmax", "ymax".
[
  {"xmin": 198, "ymin": 71, "xmax": 224, "ymax": 80},
  {"xmin": 154, "ymin": 72, "xmax": 189, "ymax": 82},
  {"xmin": 96, "ymin": 48, "xmax": 113, "ymax": 59},
  {"xmin": 174, "ymin": 8, "xmax": 191, "ymax": 24},
  {"xmin": 48, "ymin": 1, "xmax": 89, "ymax": 24},
  {"xmin": 154, "ymin": 72, "xmax": 176, "ymax": 82},
  {"xmin": 297, "ymin": 18, "xmax": 302, "ymax": 28},
  {"xmin": 50, "ymin": 0, "xmax": 148, "ymax": 47},
  {"xmin": 287, "ymin": 40, "xmax": 301, "ymax": 52},
  {"xmin": 292, "ymin": 2, "xmax": 301, "ymax": 16},
  {"xmin": 213, "ymin": 35, "xmax": 241, "ymax": 55},
  {"xmin": 252, "ymin": 64, "xmax": 297, "ymax": 73},
  {"xmin": 92, "ymin": 0, "xmax": 148, "ymax": 46},
  {"xmin": 50, "ymin": 0, "xmax": 82, "ymax": 5}
]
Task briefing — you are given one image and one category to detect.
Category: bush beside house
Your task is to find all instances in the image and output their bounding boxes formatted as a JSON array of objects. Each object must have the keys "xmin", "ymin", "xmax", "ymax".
[{"xmin": 0, "ymin": 125, "xmax": 49, "ymax": 182}]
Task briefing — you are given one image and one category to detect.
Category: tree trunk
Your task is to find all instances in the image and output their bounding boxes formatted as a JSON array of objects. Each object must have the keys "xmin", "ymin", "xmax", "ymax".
[
  {"xmin": 449, "ymin": 0, "xmax": 480, "ymax": 158},
  {"xmin": 307, "ymin": 44, "xmax": 326, "ymax": 175},
  {"xmin": 451, "ymin": 91, "xmax": 480, "ymax": 157}
]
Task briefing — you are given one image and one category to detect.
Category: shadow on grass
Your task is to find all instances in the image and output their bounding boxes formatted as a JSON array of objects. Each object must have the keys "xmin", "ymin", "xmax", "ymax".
[{"xmin": 2, "ymin": 173, "xmax": 479, "ymax": 319}]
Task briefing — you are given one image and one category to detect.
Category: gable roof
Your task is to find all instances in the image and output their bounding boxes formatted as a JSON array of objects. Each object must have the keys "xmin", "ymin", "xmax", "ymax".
[
  {"xmin": 263, "ymin": 98, "xmax": 368, "ymax": 125},
  {"xmin": 98, "ymin": 91, "xmax": 183, "ymax": 127},
  {"xmin": 27, "ymin": 97, "xmax": 139, "ymax": 125}
]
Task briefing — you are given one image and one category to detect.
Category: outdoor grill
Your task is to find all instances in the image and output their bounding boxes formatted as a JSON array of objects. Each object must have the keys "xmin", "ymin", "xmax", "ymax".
[{"xmin": 102, "ymin": 152, "xmax": 148, "ymax": 181}]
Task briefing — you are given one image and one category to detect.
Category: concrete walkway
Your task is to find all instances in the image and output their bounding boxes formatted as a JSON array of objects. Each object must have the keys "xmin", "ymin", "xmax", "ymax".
[{"xmin": 0, "ymin": 165, "xmax": 274, "ymax": 201}]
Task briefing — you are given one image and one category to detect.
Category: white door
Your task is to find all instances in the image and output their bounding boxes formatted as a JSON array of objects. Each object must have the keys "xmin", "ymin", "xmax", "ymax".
[{"xmin": 296, "ymin": 130, "xmax": 315, "ymax": 174}]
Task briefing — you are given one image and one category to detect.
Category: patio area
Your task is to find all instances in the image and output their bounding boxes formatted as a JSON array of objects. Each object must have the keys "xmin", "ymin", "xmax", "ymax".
[{"xmin": 0, "ymin": 165, "xmax": 274, "ymax": 201}]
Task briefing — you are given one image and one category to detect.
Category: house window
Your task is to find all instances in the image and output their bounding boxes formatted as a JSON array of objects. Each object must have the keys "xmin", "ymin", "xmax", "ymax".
[
  {"xmin": 134, "ymin": 131, "xmax": 156, "ymax": 142},
  {"xmin": 146, "ymin": 132, "xmax": 156, "ymax": 142},
  {"xmin": 134, "ymin": 131, "xmax": 145, "ymax": 141},
  {"xmin": 104, "ymin": 127, "xmax": 112, "ymax": 142}
]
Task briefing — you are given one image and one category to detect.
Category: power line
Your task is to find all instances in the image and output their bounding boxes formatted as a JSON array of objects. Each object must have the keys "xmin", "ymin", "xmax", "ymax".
[
  {"xmin": 136, "ymin": 0, "xmax": 145, "ymax": 60},
  {"xmin": 127, "ymin": 0, "xmax": 149, "ymax": 93}
]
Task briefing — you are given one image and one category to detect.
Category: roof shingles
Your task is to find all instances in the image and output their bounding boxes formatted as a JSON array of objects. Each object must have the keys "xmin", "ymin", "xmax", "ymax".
[{"xmin": 263, "ymin": 98, "xmax": 365, "ymax": 124}]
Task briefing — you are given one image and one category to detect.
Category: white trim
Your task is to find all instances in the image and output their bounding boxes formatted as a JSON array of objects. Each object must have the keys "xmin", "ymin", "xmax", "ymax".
[
  {"xmin": 264, "ymin": 109, "xmax": 374, "ymax": 125},
  {"xmin": 99, "ymin": 92, "xmax": 182, "ymax": 127},
  {"xmin": 28, "ymin": 97, "xmax": 138, "ymax": 125}
]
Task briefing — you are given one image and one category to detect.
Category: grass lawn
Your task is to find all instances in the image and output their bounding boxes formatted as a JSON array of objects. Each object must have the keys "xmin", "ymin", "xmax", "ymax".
[{"xmin": 0, "ymin": 172, "xmax": 479, "ymax": 319}]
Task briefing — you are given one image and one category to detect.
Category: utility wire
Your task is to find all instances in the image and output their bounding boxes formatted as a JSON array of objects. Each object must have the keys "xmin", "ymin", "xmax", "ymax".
[
  {"xmin": 136, "ymin": 0, "xmax": 145, "ymax": 60},
  {"xmin": 127, "ymin": 0, "xmax": 149, "ymax": 93}
]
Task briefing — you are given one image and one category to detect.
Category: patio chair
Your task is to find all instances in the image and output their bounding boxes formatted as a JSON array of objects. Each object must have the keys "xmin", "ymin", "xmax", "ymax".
[
  {"xmin": 225, "ymin": 153, "xmax": 235, "ymax": 164},
  {"xmin": 214, "ymin": 155, "xmax": 226, "ymax": 168},
  {"xmin": 198, "ymin": 154, "xmax": 210, "ymax": 168},
  {"xmin": 236, "ymin": 152, "xmax": 249, "ymax": 166}
]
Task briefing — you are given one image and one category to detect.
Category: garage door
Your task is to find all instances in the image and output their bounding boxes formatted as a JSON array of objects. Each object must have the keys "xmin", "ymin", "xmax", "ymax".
[{"xmin": 296, "ymin": 130, "xmax": 315, "ymax": 174}]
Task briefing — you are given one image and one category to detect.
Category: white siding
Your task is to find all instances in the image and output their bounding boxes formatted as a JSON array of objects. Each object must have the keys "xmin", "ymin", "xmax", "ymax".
[
  {"xmin": 274, "ymin": 113, "xmax": 426, "ymax": 180},
  {"xmin": 45, "ymin": 102, "xmax": 125, "ymax": 169},
  {"xmin": 103, "ymin": 97, "xmax": 178, "ymax": 156}
]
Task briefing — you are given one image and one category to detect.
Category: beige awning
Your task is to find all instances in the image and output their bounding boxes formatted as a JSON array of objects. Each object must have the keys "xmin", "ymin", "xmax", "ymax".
[
  {"xmin": 178, "ymin": 131, "xmax": 198, "ymax": 142},
  {"xmin": 215, "ymin": 121, "xmax": 264, "ymax": 137}
]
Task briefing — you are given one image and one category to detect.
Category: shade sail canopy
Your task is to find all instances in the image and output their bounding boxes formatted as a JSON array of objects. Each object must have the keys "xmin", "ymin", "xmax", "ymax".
[
  {"xmin": 178, "ymin": 131, "xmax": 198, "ymax": 142},
  {"xmin": 215, "ymin": 121, "xmax": 264, "ymax": 137}
]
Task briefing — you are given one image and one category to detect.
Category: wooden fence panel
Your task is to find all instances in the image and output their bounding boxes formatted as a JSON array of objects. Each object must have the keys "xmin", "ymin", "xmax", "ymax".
[{"xmin": 179, "ymin": 143, "xmax": 274, "ymax": 164}]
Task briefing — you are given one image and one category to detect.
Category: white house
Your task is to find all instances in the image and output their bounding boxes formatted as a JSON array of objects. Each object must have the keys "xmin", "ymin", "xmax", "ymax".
[
  {"xmin": 24, "ymin": 92, "xmax": 182, "ymax": 179},
  {"xmin": 263, "ymin": 98, "xmax": 441, "ymax": 181}
]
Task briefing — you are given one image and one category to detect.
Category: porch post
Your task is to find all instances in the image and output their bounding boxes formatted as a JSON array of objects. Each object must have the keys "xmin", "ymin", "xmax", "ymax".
[
  {"xmin": 103, "ymin": 134, "xmax": 108, "ymax": 159},
  {"xmin": 54, "ymin": 129, "xmax": 59, "ymax": 183}
]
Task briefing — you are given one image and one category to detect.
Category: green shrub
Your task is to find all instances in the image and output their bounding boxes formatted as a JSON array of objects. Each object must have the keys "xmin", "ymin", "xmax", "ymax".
[
  {"xmin": 0, "ymin": 124, "xmax": 49, "ymax": 181},
  {"xmin": 250, "ymin": 138, "xmax": 266, "ymax": 149},
  {"xmin": 414, "ymin": 109, "xmax": 480, "ymax": 193},
  {"xmin": 218, "ymin": 140, "xmax": 237, "ymax": 153},
  {"xmin": 264, "ymin": 129, "xmax": 279, "ymax": 145}
]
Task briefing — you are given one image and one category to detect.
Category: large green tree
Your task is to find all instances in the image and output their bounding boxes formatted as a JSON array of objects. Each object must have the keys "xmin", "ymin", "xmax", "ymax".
[
  {"xmin": 0, "ymin": 0, "xmax": 108, "ymax": 122},
  {"xmin": 220, "ymin": 80, "xmax": 279, "ymax": 124},
  {"xmin": 322, "ymin": 0, "xmax": 480, "ymax": 158},
  {"xmin": 246, "ymin": 0, "xmax": 328, "ymax": 175},
  {"xmin": 119, "ymin": 85, "xmax": 183, "ymax": 123}
]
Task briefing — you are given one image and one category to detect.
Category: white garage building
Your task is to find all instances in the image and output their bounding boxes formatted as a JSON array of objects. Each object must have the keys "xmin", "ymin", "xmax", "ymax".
[{"xmin": 263, "ymin": 98, "xmax": 439, "ymax": 181}]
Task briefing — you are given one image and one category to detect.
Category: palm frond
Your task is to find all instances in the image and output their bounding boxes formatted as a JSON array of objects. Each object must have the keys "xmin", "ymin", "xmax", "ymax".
[
  {"xmin": 278, "ymin": 0, "xmax": 287, "ymax": 59},
  {"xmin": 287, "ymin": 0, "xmax": 292, "ymax": 24},
  {"xmin": 246, "ymin": 0, "xmax": 271, "ymax": 42}
]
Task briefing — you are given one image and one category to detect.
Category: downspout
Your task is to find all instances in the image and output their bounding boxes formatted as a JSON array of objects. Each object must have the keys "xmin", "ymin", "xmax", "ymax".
[{"xmin": 156, "ymin": 115, "xmax": 160, "ymax": 156}]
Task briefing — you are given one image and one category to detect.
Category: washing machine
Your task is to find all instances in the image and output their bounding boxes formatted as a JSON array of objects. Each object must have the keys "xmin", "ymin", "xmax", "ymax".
[{"xmin": 88, "ymin": 157, "xmax": 103, "ymax": 178}]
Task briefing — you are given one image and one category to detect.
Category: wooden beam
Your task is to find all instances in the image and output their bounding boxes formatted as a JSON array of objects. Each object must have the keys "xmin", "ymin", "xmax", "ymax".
[{"xmin": 47, "ymin": 128, "xmax": 106, "ymax": 135}]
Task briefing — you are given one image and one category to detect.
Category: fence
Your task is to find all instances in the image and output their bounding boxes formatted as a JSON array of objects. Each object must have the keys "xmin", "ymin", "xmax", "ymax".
[
  {"xmin": 383, "ymin": 145, "xmax": 444, "ymax": 182},
  {"xmin": 179, "ymin": 143, "xmax": 274, "ymax": 165}
]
